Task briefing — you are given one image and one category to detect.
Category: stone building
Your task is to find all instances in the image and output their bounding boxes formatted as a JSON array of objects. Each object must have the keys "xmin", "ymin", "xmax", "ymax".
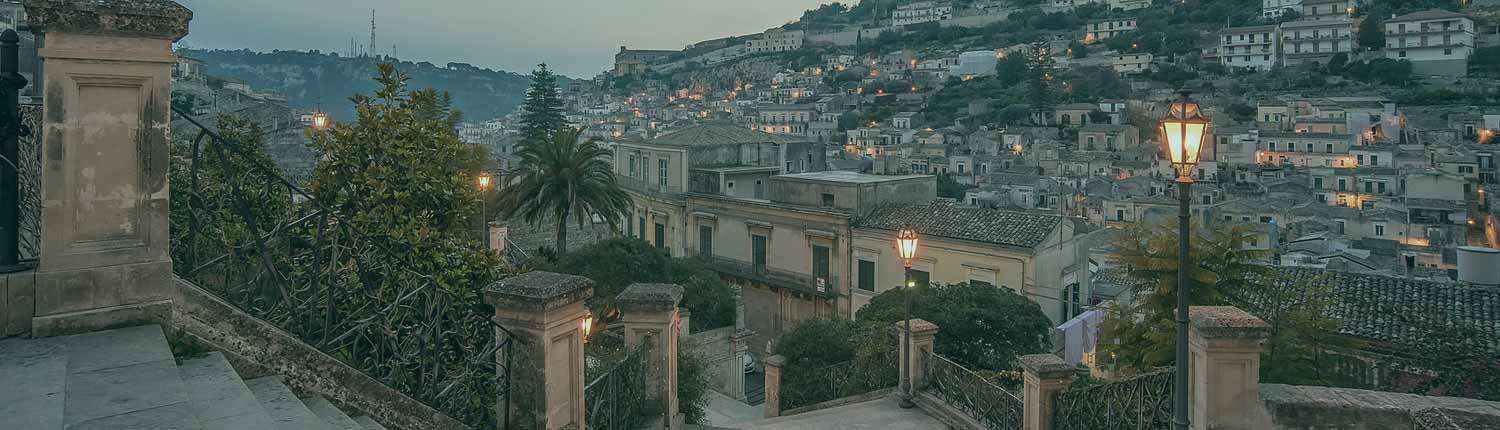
[{"xmin": 1383, "ymin": 9, "xmax": 1474, "ymax": 77}]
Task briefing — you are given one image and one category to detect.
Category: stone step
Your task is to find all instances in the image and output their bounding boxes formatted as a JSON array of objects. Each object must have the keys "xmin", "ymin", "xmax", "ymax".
[
  {"xmin": 0, "ymin": 335, "xmax": 67, "ymax": 429},
  {"xmin": 179, "ymin": 352, "xmax": 277, "ymax": 430},
  {"xmin": 246, "ymin": 376, "xmax": 328, "ymax": 430},
  {"xmin": 62, "ymin": 325, "xmax": 201, "ymax": 430},
  {"xmin": 302, "ymin": 396, "xmax": 363, "ymax": 430},
  {"xmin": 351, "ymin": 415, "xmax": 389, "ymax": 430}
]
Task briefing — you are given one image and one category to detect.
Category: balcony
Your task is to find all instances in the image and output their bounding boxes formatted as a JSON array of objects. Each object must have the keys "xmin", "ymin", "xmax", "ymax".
[
  {"xmin": 617, "ymin": 175, "xmax": 684, "ymax": 195},
  {"xmin": 702, "ymin": 255, "xmax": 838, "ymax": 298}
]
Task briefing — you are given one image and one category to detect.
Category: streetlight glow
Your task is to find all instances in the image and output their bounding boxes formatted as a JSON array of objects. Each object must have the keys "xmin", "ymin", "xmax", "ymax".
[
  {"xmin": 1160, "ymin": 92, "xmax": 1209, "ymax": 180},
  {"xmin": 311, "ymin": 112, "xmax": 330, "ymax": 130},
  {"xmin": 896, "ymin": 228, "xmax": 919, "ymax": 266}
]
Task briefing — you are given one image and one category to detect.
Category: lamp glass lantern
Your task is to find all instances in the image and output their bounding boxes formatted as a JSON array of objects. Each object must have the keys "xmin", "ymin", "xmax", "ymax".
[
  {"xmin": 477, "ymin": 173, "xmax": 492, "ymax": 190},
  {"xmin": 1160, "ymin": 95, "xmax": 1209, "ymax": 180},
  {"xmin": 896, "ymin": 228, "xmax": 919, "ymax": 267},
  {"xmin": 311, "ymin": 112, "xmax": 330, "ymax": 130}
]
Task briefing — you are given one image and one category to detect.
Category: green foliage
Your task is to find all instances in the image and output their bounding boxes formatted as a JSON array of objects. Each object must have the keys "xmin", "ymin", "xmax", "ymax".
[
  {"xmin": 1225, "ymin": 102, "xmax": 1257, "ymax": 123},
  {"xmin": 996, "ymin": 54, "xmax": 1028, "ymax": 87},
  {"xmin": 1327, "ymin": 52, "xmax": 1350, "ymax": 75},
  {"xmin": 775, "ymin": 318, "xmax": 898, "ymax": 410},
  {"xmin": 936, "ymin": 173, "xmax": 969, "ymax": 199},
  {"xmin": 1068, "ymin": 40, "xmax": 1088, "ymax": 59},
  {"xmin": 1358, "ymin": 16, "xmax": 1385, "ymax": 50},
  {"xmin": 855, "ymin": 282, "xmax": 1052, "ymax": 371},
  {"xmin": 497, "ymin": 128, "xmax": 630, "ymax": 255},
  {"xmin": 1099, "ymin": 221, "xmax": 1264, "ymax": 370},
  {"xmin": 544, "ymin": 238, "xmax": 736, "ymax": 331},
  {"xmin": 1025, "ymin": 44, "xmax": 1056, "ymax": 116},
  {"xmin": 518, "ymin": 63, "xmax": 568, "ymax": 144},
  {"xmin": 1255, "ymin": 271, "xmax": 1362, "ymax": 386},
  {"xmin": 1343, "ymin": 58, "xmax": 1412, "ymax": 85},
  {"xmin": 169, "ymin": 115, "xmax": 293, "ymax": 267},
  {"xmin": 677, "ymin": 346, "xmax": 713, "ymax": 424}
]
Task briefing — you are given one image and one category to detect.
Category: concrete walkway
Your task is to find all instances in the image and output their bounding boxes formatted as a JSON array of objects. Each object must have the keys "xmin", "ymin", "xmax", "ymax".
[
  {"xmin": 700, "ymin": 390, "xmax": 763, "ymax": 427},
  {"xmin": 725, "ymin": 395, "xmax": 948, "ymax": 430}
]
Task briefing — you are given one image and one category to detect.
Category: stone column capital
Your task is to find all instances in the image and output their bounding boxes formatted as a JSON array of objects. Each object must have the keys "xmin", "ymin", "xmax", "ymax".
[
  {"xmin": 894, "ymin": 318, "xmax": 938, "ymax": 336},
  {"xmin": 25, "ymin": 0, "xmax": 192, "ymax": 41},
  {"xmin": 1189, "ymin": 306, "xmax": 1272, "ymax": 340},
  {"xmin": 1020, "ymin": 353, "xmax": 1073, "ymax": 381},
  {"xmin": 484, "ymin": 271, "xmax": 594, "ymax": 312},
  {"xmin": 617, "ymin": 282, "xmax": 684, "ymax": 313}
]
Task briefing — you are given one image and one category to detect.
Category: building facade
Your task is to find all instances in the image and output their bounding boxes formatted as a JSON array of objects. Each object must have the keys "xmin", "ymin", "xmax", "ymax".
[
  {"xmin": 1221, "ymin": 25, "xmax": 1280, "ymax": 70},
  {"xmin": 1383, "ymin": 10, "xmax": 1474, "ymax": 77}
]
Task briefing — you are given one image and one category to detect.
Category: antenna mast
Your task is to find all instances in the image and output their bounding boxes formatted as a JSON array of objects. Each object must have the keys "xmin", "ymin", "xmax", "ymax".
[{"xmin": 369, "ymin": 10, "xmax": 377, "ymax": 58}]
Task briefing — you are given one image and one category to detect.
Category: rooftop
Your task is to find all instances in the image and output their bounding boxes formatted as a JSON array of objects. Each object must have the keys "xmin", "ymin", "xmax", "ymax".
[
  {"xmin": 1386, "ymin": 9, "xmax": 1470, "ymax": 23},
  {"xmin": 856, "ymin": 199, "xmax": 1063, "ymax": 249},
  {"xmin": 637, "ymin": 123, "xmax": 805, "ymax": 147},
  {"xmin": 776, "ymin": 171, "xmax": 929, "ymax": 184}
]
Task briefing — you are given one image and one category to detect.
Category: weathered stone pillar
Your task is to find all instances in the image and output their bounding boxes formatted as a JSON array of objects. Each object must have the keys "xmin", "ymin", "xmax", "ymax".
[
  {"xmin": 763, "ymin": 354, "xmax": 786, "ymax": 418},
  {"xmin": 485, "ymin": 271, "xmax": 593, "ymax": 430},
  {"xmin": 617, "ymin": 283, "xmax": 684, "ymax": 430},
  {"xmin": 896, "ymin": 319, "xmax": 938, "ymax": 390},
  {"xmin": 488, "ymin": 221, "xmax": 506, "ymax": 255},
  {"xmin": 1189, "ymin": 306, "xmax": 1271, "ymax": 430},
  {"xmin": 1020, "ymin": 354, "xmax": 1073, "ymax": 430},
  {"xmin": 727, "ymin": 328, "xmax": 754, "ymax": 401},
  {"xmin": 678, "ymin": 307, "xmax": 691, "ymax": 338},
  {"xmin": 24, "ymin": 0, "xmax": 191, "ymax": 336}
]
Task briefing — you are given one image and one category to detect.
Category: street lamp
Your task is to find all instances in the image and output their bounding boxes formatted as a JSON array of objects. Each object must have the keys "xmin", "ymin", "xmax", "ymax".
[
  {"xmin": 477, "ymin": 173, "xmax": 492, "ymax": 249},
  {"xmin": 1159, "ymin": 90, "xmax": 1208, "ymax": 430},
  {"xmin": 310, "ymin": 111, "xmax": 330, "ymax": 131},
  {"xmin": 894, "ymin": 227, "xmax": 919, "ymax": 409}
]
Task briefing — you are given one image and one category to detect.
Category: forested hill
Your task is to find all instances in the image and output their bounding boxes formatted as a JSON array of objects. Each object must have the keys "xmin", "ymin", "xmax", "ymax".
[{"xmin": 182, "ymin": 49, "xmax": 542, "ymax": 121}]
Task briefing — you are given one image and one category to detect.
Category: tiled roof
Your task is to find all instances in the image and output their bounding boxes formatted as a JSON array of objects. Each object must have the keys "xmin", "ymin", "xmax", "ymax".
[
  {"xmin": 856, "ymin": 199, "xmax": 1063, "ymax": 248},
  {"xmin": 641, "ymin": 123, "xmax": 804, "ymax": 147},
  {"xmin": 1233, "ymin": 267, "xmax": 1500, "ymax": 354},
  {"xmin": 1387, "ymin": 9, "xmax": 1469, "ymax": 23}
]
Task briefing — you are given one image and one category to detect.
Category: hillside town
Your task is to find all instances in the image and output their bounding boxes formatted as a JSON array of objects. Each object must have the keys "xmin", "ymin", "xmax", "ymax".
[{"xmin": 2, "ymin": 0, "xmax": 1499, "ymax": 429}]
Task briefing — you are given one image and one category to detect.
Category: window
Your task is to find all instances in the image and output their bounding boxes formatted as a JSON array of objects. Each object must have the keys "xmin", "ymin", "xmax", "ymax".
[
  {"xmin": 1306, "ymin": 143, "xmax": 1314, "ymax": 153},
  {"xmin": 812, "ymin": 245, "xmax": 830, "ymax": 284},
  {"xmin": 628, "ymin": 155, "xmax": 637, "ymax": 178},
  {"xmin": 1325, "ymin": 144, "xmax": 1334, "ymax": 153},
  {"xmin": 1116, "ymin": 209, "xmax": 1125, "ymax": 221},
  {"xmin": 1336, "ymin": 220, "xmax": 1346, "ymax": 234},
  {"xmin": 1202, "ymin": 195, "xmax": 1212, "ymax": 205},
  {"xmin": 1399, "ymin": 50, "xmax": 1407, "ymax": 58},
  {"xmin": 1338, "ymin": 178, "xmax": 1347, "ymax": 191},
  {"xmin": 1260, "ymin": 216, "xmax": 1273, "ymax": 223},
  {"xmin": 627, "ymin": 209, "xmax": 634, "ymax": 236},
  {"xmin": 858, "ymin": 260, "xmax": 876, "ymax": 291},
  {"xmin": 1364, "ymin": 182, "xmax": 1373, "ymax": 193},
  {"xmin": 654, "ymin": 223, "xmax": 666, "ymax": 253},
  {"xmin": 658, "ymin": 159, "xmax": 669, "ymax": 186},
  {"xmin": 1370, "ymin": 155, "xmax": 1379, "ymax": 165},
  {"xmin": 699, "ymin": 225, "xmax": 713, "ymax": 257},
  {"xmin": 911, "ymin": 269, "xmax": 931, "ymax": 288},
  {"xmin": 639, "ymin": 217, "xmax": 646, "ymax": 239},
  {"xmin": 1288, "ymin": 144, "xmax": 1296, "ymax": 153},
  {"xmin": 1314, "ymin": 177, "xmax": 1324, "ymax": 188},
  {"xmin": 1357, "ymin": 154, "xmax": 1365, "ymax": 165},
  {"xmin": 1445, "ymin": 48, "xmax": 1453, "ymax": 55},
  {"xmin": 1377, "ymin": 182, "xmax": 1387, "ymax": 193},
  {"xmin": 751, "ymin": 234, "xmax": 767, "ymax": 272},
  {"xmin": 821, "ymin": 193, "xmax": 835, "ymax": 207},
  {"xmin": 1375, "ymin": 224, "xmax": 1386, "ymax": 236},
  {"xmin": 1269, "ymin": 142, "xmax": 1277, "ymax": 151}
]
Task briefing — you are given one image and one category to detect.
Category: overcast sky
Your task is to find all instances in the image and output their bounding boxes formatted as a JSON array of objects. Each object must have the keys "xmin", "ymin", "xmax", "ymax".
[{"xmin": 176, "ymin": 0, "xmax": 830, "ymax": 78}]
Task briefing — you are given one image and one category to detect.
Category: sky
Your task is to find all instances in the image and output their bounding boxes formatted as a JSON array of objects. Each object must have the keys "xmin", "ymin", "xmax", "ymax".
[{"xmin": 176, "ymin": 0, "xmax": 831, "ymax": 78}]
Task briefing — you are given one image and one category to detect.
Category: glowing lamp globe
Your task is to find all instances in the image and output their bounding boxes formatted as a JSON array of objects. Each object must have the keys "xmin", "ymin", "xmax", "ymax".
[
  {"xmin": 1160, "ymin": 92, "xmax": 1209, "ymax": 180},
  {"xmin": 896, "ymin": 228, "xmax": 919, "ymax": 266}
]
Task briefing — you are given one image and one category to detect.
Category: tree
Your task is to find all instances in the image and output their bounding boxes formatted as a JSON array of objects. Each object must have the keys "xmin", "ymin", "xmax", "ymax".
[
  {"xmin": 1024, "ymin": 43, "xmax": 1056, "ymax": 120},
  {"xmin": 1251, "ymin": 270, "xmax": 1361, "ymax": 386},
  {"xmin": 1358, "ymin": 17, "xmax": 1385, "ymax": 50},
  {"xmin": 996, "ymin": 54, "xmax": 1028, "ymax": 87},
  {"xmin": 518, "ymin": 63, "xmax": 567, "ymax": 144},
  {"xmin": 307, "ymin": 63, "xmax": 498, "ymax": 294},
  {"xmin": 774, "ymin": 318, "xmax": 898, "ymax": 409},
  {"xmin": 1068, "ymin": 40, "xmax": 1088, "ymax": 59},
  {"xmin": 544, "ymin": 238, "xmax": 736, "ymax": 331},
  {"xmin": 936, "ymin": 173, "xmax": 969, "ymax": 199},
  {"xmin": 1327, "ymin": 52, "xmax": 1349, "ymax": 75},
  {"xmin": 497, "ymin": 128, "xmax": 630, "ymax": 255},
  {"xmin": 1097, "ymin": 221, "xmax": 1263, "ymax": 370},
  {"xmin": 856, "ymin": 282, "xmax": 1052, "ymax": 371}
]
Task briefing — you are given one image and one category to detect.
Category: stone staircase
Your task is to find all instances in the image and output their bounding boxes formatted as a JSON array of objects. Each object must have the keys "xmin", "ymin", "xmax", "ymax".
[{"xmin": 0, "ymin": 324, "xmax": 389, "ymax": 430}]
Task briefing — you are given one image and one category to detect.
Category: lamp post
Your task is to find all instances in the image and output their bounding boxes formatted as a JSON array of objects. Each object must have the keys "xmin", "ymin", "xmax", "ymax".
[
  {"xmin": 0, "ymin": 29, "xmax": 30, "ymax": 273},
  {"xmin": 1160, "ymin": 90, "xmax": 1208, "ymax": 430},
  {"xmin": 894, "ymin": 227, "xmax": 920, "ymax": 409},
  {"xmin": 477, "ymin": 173, "xmax": 492, "ymax": 249}
]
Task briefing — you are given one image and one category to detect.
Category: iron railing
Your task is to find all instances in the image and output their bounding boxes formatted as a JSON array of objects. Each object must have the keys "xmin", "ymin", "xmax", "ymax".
[
  {"xmin": 924, "ymin": 352, "xmax": 1024, "ymax": 430},
  {"xmin": 169, "ymin": 108, "xmax": 520, "ymax": 428},
  {"xmin": 584, "ymin": 342, "xmax": 657, "ymax": 430},
  {"xmin": 781, "ymin": 346, "xmax": 898, "ymax": 410},
  {"xmin": 13, "ymin": 103, "xmax": 37, "ymax": 261},
  {"xmin": 1052, "ymin": 370, "xmax": 1175, "ymax": 430}
]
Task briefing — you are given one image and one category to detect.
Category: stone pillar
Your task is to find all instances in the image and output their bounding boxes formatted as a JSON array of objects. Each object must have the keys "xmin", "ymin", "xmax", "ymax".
[
  {"xmin": 617, "ymin": 283, "xmax": 684, "ymax": 430},
  {"xmin": 1020, "ymin": 354, "xmax": 1073, "ymax": 430},
  {"xmin": 488, "ymin": 221, "xmax": 507, "ymax": 255},
  {"xmin": 1189, "ymin": 306, "xmax": 1271, "ymax": 430},
  {"xmin": 896, "ymin": 319, "xmax": 938, "ymax": 390},
  {"xmin": 485, "ymin": 271, "xmax": 593, "ymax": 430},
  {"xmin": 678, "ymin": 307, "xmax": 691, "ymax": 338},
  {"xmin": 727, "ymin": 328, "xmax": 754, "ymax": 401},
  {"xmin": 763, "ymin": 354, "xmax": 786, "ymax": 418},
  {"xmin": 24, "ymin": 0, "xmax": 191, "ymax": 336}
]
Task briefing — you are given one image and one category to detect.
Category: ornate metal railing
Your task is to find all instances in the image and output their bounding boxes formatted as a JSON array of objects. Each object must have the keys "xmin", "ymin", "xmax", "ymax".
[
  {"xmin": 168, "ymin": 108, "xmax": 518, "ymax": 428},
  {"xmin": 1052, "ymin": 370, "xmax": 1174, "ymax": 430},
  {"xmin": 924, "ymin": 352, "xmax": 1024, "ymax": 430},
  {"xmin": 584, "ymin": 342, "xmax": 657, "ymax": 430},
  {"xmin": 14, "ymin": 103, "xmax": 39, "ymax": 261},
  {"xmin": 781, "ymin": 346, "xmax": 898, "ymax": 410}
]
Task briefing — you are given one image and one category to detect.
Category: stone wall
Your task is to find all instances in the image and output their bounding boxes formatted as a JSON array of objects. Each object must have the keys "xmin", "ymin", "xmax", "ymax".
[
  {"xmin": 1260, "ymin": 384, "xmax": 1500, "ymax": 429},
  {"xmin": 684, "ymin": 326, "xmax": 738, "ymax": 395},
  {"xmin": 172, "ymin": 277, "xmax": 470, "ymax": 430}
]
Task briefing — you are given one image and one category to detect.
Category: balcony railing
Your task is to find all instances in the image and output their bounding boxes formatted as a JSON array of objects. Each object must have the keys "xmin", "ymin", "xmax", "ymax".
[{"xmin": 617, "ymin": 174, "xmax": 683, "ymax": 195}]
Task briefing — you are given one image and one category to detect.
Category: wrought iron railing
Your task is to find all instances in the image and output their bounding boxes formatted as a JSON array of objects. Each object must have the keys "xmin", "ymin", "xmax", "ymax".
[
  {"xmin": 584, "ymin": 342, "xmax": 658, "ymax": 430},
  {"xmin": 14, "ymin": 103, "xmax": 38, "ymax": 261},
  {"xmin": 1052, "ymin": 370, "xmax": 1174, "ymax": 430},
  {"xmin": 781, "ymin": 346, "xmax": 898, "ymax": 410},
  {"xmin": 924, "ymin": 352, "xmax": 1024, "ymax": 429},
  {"xmin": 169, "ymin": 108, "xmax": 519, "ymax": 428}
]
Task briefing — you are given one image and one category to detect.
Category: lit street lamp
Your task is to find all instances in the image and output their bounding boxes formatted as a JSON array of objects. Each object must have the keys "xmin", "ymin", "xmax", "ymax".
[
  {"xmin": 310, "ymin": 111, "xmax": 330, "ymax": 131},
  {"xmin": 1159, "ymin": 90, "xmax": 1208, "ymax": 430},
  {"xmin": 477, "ymin": 173, "xmax": 492, "ymax": 249},
  {"xmin": 895, "ymin": 227, "xmax": 920, "ymax": 409}
]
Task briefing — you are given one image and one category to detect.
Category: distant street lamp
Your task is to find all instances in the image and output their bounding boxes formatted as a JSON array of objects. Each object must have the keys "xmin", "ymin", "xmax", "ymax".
[
  {"xmin": 310, "ymin": 111, "xmax": 330, "ymax": 131},
  {"xmin": 895, "ymin": 227, "xmax": 920, "ymax": 409},
  {"xmin": 477, "ymin": 173, "xmax": 492, "ymax": 249},
  {"xmin": 1159, "ymin": 90, "xmax": 1208, "ymax": 430}
]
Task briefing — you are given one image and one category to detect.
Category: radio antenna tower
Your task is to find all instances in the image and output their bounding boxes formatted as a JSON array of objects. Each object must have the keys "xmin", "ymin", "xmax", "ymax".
[{"xmin": 369, "ymin": 10, "xmax": 377, "ymax": 58}]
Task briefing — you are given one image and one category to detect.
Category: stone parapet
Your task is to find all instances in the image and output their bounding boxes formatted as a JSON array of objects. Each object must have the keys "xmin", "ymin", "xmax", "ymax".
[
  {"xmin": 486, "ymin": 271, "xmax": 592, "ymax": 430},
  {"xmin": 484, "ymin": 271, "xmax": 594, "ymax": 313},
  {"xmin": 616, "ymin": 282, "xmax": 685, "ymax": 312},
  {"xmin": 1020, "ymin": 353, "xmax": 1072, "ymax": 430},
  {"xmin": 1189, "ymin": 306, "xmax": 1271, "ymax": 430},
  {"xmin": 25, "ymin": 0, "xmax": 192, "ymax": 40}
]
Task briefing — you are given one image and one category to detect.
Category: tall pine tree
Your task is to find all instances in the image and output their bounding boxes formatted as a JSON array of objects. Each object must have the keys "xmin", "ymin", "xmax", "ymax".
[
  {"xmin": 518, "ymin": 63, "xmax": 566, "ymax": 145},
  {"xmin": 1025, "ymin": 43, "xmax": 1055, "ymax": 124}
]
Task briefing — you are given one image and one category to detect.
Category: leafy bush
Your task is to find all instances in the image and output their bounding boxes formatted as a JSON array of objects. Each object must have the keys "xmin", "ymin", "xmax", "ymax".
[
  {"xmin": 855, "ymin": 282, "xmax": 1052, "ymax": 371},
  {"xmin": 774, "ymin": 318, "xmax": 898, "ymax": 410},
  {"xmin": 546, "ymin": 238, "xmax": 736, "ymax": 331}
]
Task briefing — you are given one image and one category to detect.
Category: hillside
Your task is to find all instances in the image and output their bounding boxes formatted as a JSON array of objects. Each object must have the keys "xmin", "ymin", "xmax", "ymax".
[{"xmin": 182, "ymin": 49, "xmax": 539, "ymax": 121}]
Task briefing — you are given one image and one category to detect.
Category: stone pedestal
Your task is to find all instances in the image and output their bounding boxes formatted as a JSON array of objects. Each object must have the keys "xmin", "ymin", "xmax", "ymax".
[
  {"xmin": 728, "ymin": 328, "xmax": 754, "ymax": 401},
  {"xmin": 489, "ymin": 221, "xmax": 507, "ymax": 255},
  {"xmin": 896, "ymin": 319, "xmax": 938, "ymax": 391},
  {"xmin": 1189, "ymin": 306, "xmax": 1271, "ymax": 430},
  {"xmin": 678, "ymin": 307, "xmax": 691, "ymax": 338},
  {"xmin": 1020, "ymin": 354, "xmax": 1073, "ymax": 430},
  {"xmin": 617, "ymin": 283, "xmax": 684, "ymax": 430},
  {"xmin": 24, "ymin": 0, "xmax": 191, "ymax": 336},
  {"xmin": 763, "ymin": 354, "xmax": 786, "ymax": 418},
  {"xmin": 485, "ymin": 271, "xmax": 594, "ymax": 430},
  {"xmin": 1, "ymin": 269, "xmax": 35, "ymax": 336}
]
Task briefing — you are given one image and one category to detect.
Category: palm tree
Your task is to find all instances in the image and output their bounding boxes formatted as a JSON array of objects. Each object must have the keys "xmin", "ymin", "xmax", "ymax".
[{"xmin": 497, "ymin": 128, "xmax": 630, "ymax": 255}]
